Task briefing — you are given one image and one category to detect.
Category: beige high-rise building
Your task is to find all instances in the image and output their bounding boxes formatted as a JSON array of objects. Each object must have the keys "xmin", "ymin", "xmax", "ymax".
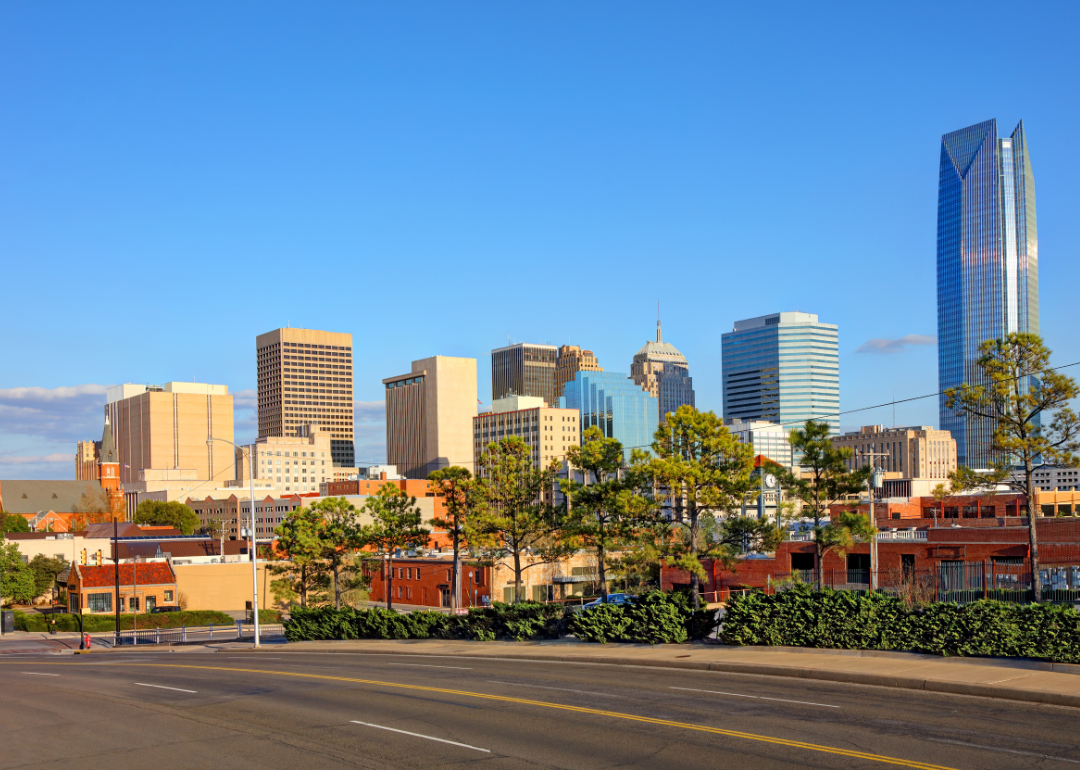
[
  {"xmin": 75, "ymin": 440, "xmax": 100, "ymax": 481},
  {"xmin": 473, "ymin": 395, "xmax": 579, "ymax": 471},
  {"xmin": 833, "ymin": 425, "xmax": 957, "ymax": 480},
  {"xmin": 233, "ymin": 423, "xmax": 334, "ymax": 495},
  {"xmin": 256, "ymin": 328, "xmax": 354, "ymax": 467},
  {"xmin": 384, "ymin": 356, "xmax": 477, "ymax": 479},
  {"xmin": 105, "ymin": 382, "xmax": 234, "ymax": 486},
  {"xmin": 554, "ymin": 345, "xmax": 603, "ymax": 401}
]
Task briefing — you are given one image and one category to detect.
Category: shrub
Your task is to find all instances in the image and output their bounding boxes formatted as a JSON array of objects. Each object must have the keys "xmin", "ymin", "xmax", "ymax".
[
  {"xmin": 720, "ymin": 585, "xmax": 1080, "ymax": 663},
  {"xmin": 15, "ymin": 610, "xmax": 235, "ymax": 633},
  {"xmin": 569, "ymin": 591, "xmax": 717, "ymax": 644}
]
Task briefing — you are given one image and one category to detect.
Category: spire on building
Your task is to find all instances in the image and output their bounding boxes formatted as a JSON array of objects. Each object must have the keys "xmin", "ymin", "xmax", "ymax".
[
  {"xmin": 100, "ymin": 414, "xmax": 116, "ymax": 464},
  {"xmin": 656, "ymin": 301, "xmax": 662, "ymax": 343}
]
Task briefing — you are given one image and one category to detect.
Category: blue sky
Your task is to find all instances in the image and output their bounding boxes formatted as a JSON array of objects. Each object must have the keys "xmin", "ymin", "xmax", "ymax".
[{"xmin": 3, "ymin": 2, "xmax": 1079, "ymax": 478}]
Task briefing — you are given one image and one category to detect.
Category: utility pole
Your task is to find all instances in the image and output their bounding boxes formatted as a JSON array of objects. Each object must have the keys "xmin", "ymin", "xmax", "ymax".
[
  {"xmin": 113, "ymin": 511, "xmax": 121, "ymax": 644},
  {"xmin": 857, "ymin": 448, "xmax": 889, "ymax": 591}
]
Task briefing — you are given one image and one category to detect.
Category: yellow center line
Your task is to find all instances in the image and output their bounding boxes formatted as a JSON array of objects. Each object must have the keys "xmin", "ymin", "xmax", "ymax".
[{"xmin": 4, "ymin": 660, "xmax": 959, "ymax": 770}]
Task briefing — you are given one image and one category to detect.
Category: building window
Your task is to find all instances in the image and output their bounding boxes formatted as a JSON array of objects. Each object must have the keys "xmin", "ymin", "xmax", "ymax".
[
  {"xmin": 87, "ymin": 593, "xmax": 112, "ymax": 612},
  {"xmin": 129, "ymin": 597, "xmax": 140, "ymax": 611}
]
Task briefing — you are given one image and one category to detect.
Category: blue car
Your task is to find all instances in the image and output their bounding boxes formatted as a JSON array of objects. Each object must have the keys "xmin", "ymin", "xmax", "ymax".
[{"xmin": 582, "ymin": 593, "xmax": 636, "ymax": 610}]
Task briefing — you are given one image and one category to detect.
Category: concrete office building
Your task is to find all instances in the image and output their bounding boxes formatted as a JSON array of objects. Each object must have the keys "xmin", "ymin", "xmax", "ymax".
[
  {"xmin": 554, "ymin": 345, "xmax": 603, "ymax": 401},
  {"xmin": 75, "ymin": 440, "xmax": 100, "ymax": 481},
  {"xmin": 233, "ymin": 424, "xmax": 334, "ymax": 495},
  {"xmin": 630, "ymin": 318, "xmax": 695, "ymax": 422},
  {"xmin": 256, "ymin": 327, "xmax": 354, "ymax": 468},
  {"xmin": 385, "ymin": 356, "xmax": 478, "ymax": 478},
  {"xmin": 561, "ymin": 371, "xmax": 658, "ymax": 464},
  {"xmin": 726, "ymin": 419, "xmax": 794, "ymax": 468},
  {"xmin": 721, "ymin": 312, "xmax": 839, "ymax": 434},
  {"xmin": 937, "ymin": 120, "xmax": 1038, "ymax": 467},
  {"xmin": 833, "ymin": 425, "xmax": 957, "ymax": 479},
  {"xmin": 491, "ymin": 343, "xmax": 558, "ymax": 406},
  {"xmin": 473, "ymin": 395, "xmax": 580, "ymax": 471},
  {"xmin": 105, "ymin": 382, "xmax": 234, "ymax": 486}
]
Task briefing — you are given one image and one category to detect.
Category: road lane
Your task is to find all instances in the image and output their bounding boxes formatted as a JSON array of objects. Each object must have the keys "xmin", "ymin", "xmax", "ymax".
[{"xmin": 2, "ymin": 651, "xmax": 1079, "ymax": 769}]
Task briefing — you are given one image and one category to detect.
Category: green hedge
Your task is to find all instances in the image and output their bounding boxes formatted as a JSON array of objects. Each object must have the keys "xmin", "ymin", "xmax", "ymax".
[
  {"xmin": 569, "ymin": 592, "xmax": 718, "ymax": 644},
  {"xmin": 720, "ymin": 586, "xmax": 1080, "ymax": 663},
  {"xmin": 285, "ymin": 593, "xmax": 716, "ymax": 644},
  {"xmin": 285, "ymin": 602, "xmax": 569, "ymax": 642},
  {"xmin": 14, "ymin": 610, "xmax": 235, "ymax": 633}
]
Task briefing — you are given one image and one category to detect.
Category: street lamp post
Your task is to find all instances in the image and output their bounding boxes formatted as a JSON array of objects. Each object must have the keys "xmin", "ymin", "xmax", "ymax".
[
  {"xmin": 856, "ymin": 448, "xmax": 890, "ymax": 592},
  {"xmin": 207, "ymin": 437, "xmax": 260, "ymax": 648}
]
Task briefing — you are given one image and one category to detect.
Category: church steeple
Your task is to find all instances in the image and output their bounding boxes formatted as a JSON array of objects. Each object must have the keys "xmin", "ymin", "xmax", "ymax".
[{"xmin": 100, "ymin": 414, "xmax": 117, "ymax": 465}]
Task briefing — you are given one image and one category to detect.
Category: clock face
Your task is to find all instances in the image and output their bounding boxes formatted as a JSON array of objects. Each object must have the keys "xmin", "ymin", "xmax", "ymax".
[{"xmin": 764, "ymin": 473, "xmax": 777, "ymax": 489}]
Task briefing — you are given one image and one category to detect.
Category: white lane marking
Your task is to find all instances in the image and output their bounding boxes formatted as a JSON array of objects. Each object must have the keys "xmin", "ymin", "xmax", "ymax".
[
  {"xmin": 349, "ymin": 721, "xmax": 490, "ymax": 753},
  {"xmin": 670, "ymin": 686, "xmax": 838, "ymax": 709},
  {"xmin": 487, "ymin": 680, "xmax": 624, "ymax": 698},
  {"xmin": 385, "ymin": 663, "xmax": 472, "ymax": 670},
  {"xmin": 134, "ymin": 683, "xmax": 198, "ymax": 693},
  {"xmin": 22, "ymin": 672, "xmax": 60, "ymax": 676},
  {"xmin": 924, "ymin": 737, "xmax": 1080, "ymax": 765}
]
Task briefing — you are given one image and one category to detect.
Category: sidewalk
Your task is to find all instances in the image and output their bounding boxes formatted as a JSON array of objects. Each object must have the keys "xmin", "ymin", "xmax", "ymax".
[{"xmin": 284, "ymin": 639, "xmax": 1080, "ymax": 709}]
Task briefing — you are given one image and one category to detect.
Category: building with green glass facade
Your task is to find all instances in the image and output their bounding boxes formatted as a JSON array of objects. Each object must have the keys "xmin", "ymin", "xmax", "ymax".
[
  {"xmin": 937, "ymin": 119, "xmax": 1037, "ymax": 468},
  {"xmin": 721, "ymin": 312, "xmax": 839, "ymax": 435}
]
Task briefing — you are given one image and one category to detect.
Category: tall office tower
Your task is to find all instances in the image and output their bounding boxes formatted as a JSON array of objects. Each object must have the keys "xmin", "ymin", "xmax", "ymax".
[
  {"xmin": 491, "ymin": 343, "xmax": 557, "ymax": 406},
  {"xmin": 630, "ymin": 318, "xmax": 695, "ymax": 421},
  {"xmin": 105, "ymin": 382, "xmax": 235, "ymax": 485},
  {"xmin": 937, "ymin": 119, "xmax": 1038, "ymax": 467},
  {"xmin": 75, "ymin": 440, "xmax": 101, "ymax": 481},
  {"xmin": 256, "ymin": 328, "xmax": 354, "ymax": 468},
  {"xmin": 561, "ymin": 371, "xmax": 658, "ymax": 463},
  {"xmin": 554, "ymin": 345, "xmax": 603, "ymax": 400},
  {"xmin": 721, "ymin": 312, "xmax": 839, "ymax": 434},
  {"xmin": 384, "ymin": 356, "xmax": 477, "ymax": 478}
]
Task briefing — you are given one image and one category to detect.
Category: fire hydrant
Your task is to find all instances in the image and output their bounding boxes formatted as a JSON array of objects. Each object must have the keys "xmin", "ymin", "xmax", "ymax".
[{"xmin": 79, "ymin": 633, "xmax": 91, "ymax": 650}]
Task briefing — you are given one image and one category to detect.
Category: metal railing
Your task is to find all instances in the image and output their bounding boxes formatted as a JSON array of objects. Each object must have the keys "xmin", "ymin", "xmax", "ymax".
[
  {"xmin": 752, "ymin": 562, "xmax": 1080, "ymax": 606},
  {"xmin": 114, "ymin": 622, "xmax": 286, "ymax": 646}
]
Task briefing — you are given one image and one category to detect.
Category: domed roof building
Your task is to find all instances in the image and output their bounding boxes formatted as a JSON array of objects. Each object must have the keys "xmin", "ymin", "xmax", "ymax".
[{"xmin": 630, "ymin": 316, "xmax": 695, "ymax": 422}]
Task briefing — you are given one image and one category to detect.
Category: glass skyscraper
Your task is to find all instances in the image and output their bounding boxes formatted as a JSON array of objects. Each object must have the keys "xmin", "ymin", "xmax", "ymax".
[
  {"xmin": 561, "ymin": 371, "xmax": 659, "ymax": 463},
  {"xmin": 937, "ymin": 119, "xmax": 1037, "ymax": 467},
  {"xmin": 721, "ymin": 312, "xmax": 839, "ymax": 434}
]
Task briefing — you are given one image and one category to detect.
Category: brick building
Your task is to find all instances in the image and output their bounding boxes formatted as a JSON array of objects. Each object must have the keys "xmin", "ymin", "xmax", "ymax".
[
  {"xmin": 63, "ymin": 562, "xmax": 178, "ymax": 614},
  {"xmin": 661, "ymin": 517, "xmax": 1080, "ymax": 600},
  {"xmin": 364, "ymin": 558, "xmax": 491, "ymax": 608}
]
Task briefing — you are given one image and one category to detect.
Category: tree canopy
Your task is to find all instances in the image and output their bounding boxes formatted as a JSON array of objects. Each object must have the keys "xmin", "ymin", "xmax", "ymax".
[
  {"xmin": 945, "ymin": 332, "xmax": 1080, "ymax": 601},
  {"xmin": 648, "ymin": 406, "xmax": 756, "ymax": 608},
  {"xmin": 471, "ymin": 437, "xmax": 571, "ymax": 604},
  {"xmin": 361, "ymin": 486, "xmax": 430, "ymax": 609},
  {"xmin": 133, "ymin": 500, "xmax": 201, "ymax": 535},
  {"xmin": 776, "ymin": 419, "xmax": 871, "ymax": 584},
  {"xmin": 0, "ymin": 511, "xmax": 31, "ymax": 535},
  {"xmin": 427, "ymin": 466, "xmax": 483, "ymax": 612}
]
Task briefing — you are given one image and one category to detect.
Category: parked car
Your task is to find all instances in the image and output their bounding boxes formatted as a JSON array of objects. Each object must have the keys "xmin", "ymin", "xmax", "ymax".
[
  {"xmin": 150, "ymin": 606, "xmax": 182, "ymax": 614},
  {"xmin": 581, "ymin": 593, "xmax": 636, "ymax": 610}
]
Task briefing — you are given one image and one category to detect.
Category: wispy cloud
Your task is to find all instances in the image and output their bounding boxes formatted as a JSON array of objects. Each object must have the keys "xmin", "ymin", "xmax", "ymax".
[
  {"xmin": 0, "ymin": 453, "xmax": 74, "ymax": 465},
  {"xmin": 856, "ymin": 334, "xmax": 936, "ymax": 355},
  {"xmin": 0, "ymin": 384, "xmax": 108, "ymax": 443}
]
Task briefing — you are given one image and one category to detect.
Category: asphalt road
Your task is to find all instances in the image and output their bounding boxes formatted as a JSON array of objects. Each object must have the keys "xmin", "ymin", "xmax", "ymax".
[{"xmin": 2, "ymin": 647, "xmax": 1079, "ymax": 770}]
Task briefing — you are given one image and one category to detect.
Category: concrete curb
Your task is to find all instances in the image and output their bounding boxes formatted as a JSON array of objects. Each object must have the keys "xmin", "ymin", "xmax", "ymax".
[{"xmin": 284, "ymin": 643, "xmax": 1080, "ymax": 710}]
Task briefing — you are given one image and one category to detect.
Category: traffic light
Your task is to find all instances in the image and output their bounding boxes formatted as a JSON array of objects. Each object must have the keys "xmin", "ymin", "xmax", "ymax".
[
  {"xmin": 80, "ymin": 549, "xmax": 87, "ymax": 565},
  {"xmin": 96, "ymin": 550, "xmax": 103, "ymax": 565}
]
